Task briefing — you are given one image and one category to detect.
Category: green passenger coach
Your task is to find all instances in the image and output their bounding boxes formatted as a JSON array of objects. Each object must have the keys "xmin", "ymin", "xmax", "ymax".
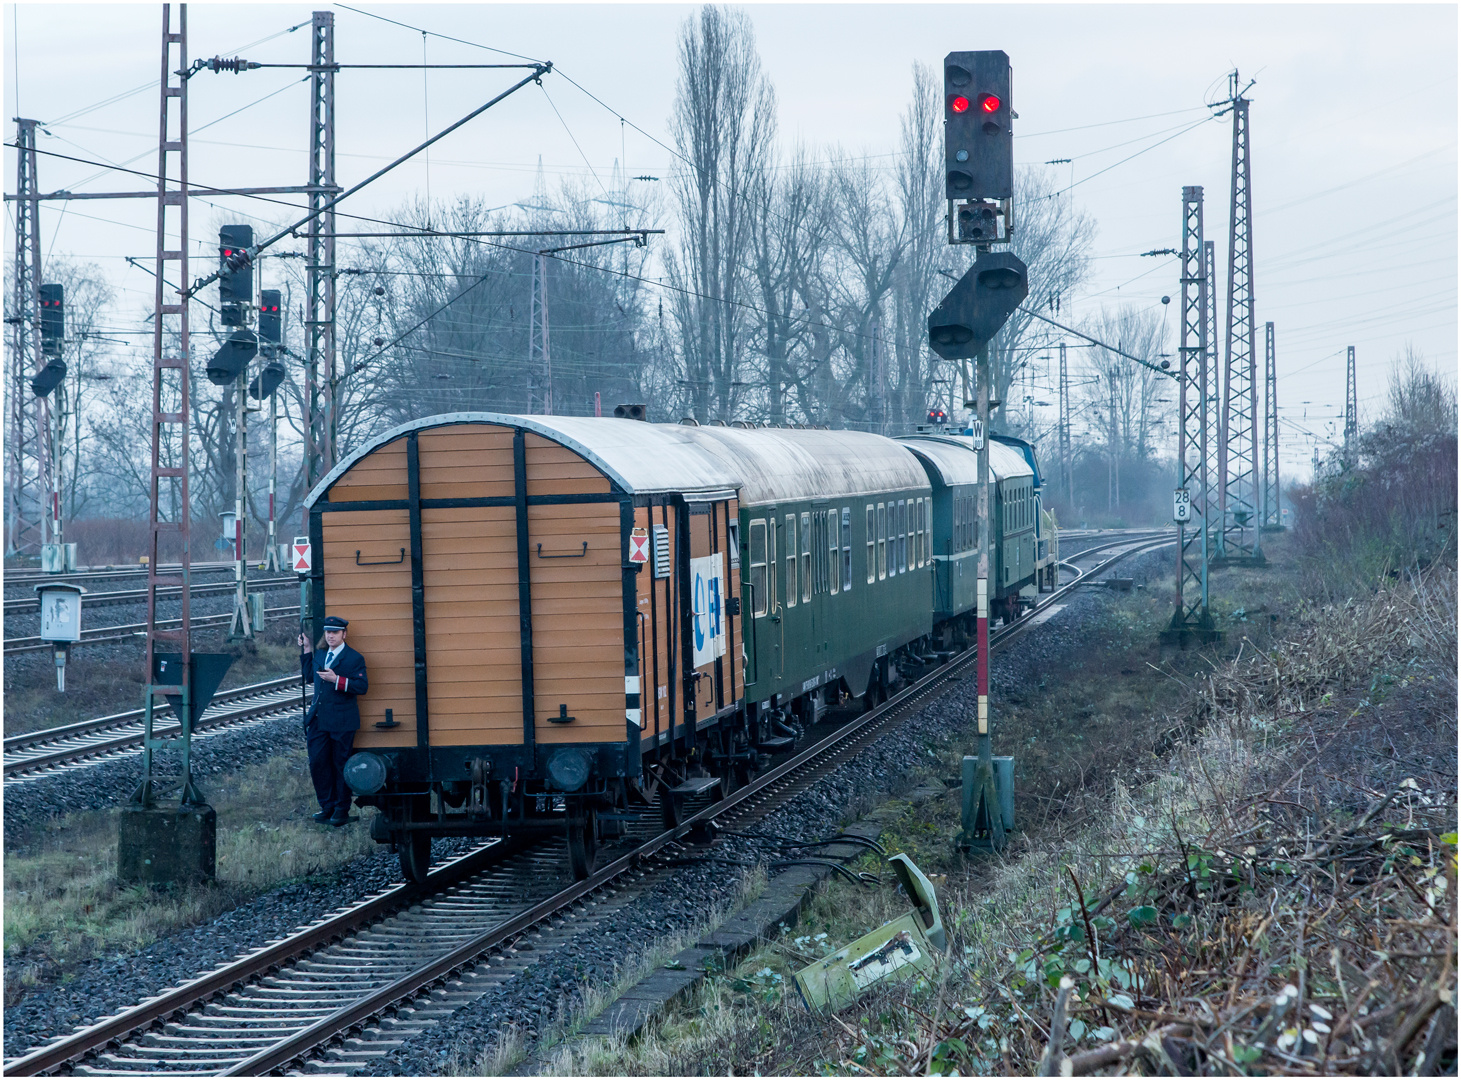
[{"xmin": 686, "ymin": 426, "xmax": 934, "ymax": 716}]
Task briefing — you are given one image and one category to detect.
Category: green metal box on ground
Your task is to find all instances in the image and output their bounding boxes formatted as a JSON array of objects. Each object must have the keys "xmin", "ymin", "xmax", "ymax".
[
  {"xmin": 794, "ymin": 854, "xmax": 946, "ymax": 1012},
  {"xmin": 117, "ymin": 805, "xmax": 217, "ymax": 885}
]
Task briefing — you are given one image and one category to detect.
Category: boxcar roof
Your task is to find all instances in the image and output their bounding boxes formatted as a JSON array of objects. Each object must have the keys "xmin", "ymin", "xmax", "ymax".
[
  {"xmin": 309, "ymin": 413, "xmax": 934, "ymax": 509},
  {"xmin": 306, "ymin": 412, "xmax": 742, "ymax": 506},
  {"xmin": 687, "ymin": 426, "xmax": 930, "ymax": 506},
  {"xmin": 898, "ymin": 435, "xmax": 1034, "ymax": 487}
]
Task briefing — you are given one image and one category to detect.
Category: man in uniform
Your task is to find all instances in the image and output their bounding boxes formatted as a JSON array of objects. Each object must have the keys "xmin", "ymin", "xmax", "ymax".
[{"xmin": 299, "ymin": 615, "xmax": 368, "ymax": 826}]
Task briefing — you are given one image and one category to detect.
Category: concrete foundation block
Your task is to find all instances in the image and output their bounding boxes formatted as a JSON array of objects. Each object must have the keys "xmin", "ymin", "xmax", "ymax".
[{"xmin": 117, "ymin": 804, "xmax": 217, "ymax": 885}]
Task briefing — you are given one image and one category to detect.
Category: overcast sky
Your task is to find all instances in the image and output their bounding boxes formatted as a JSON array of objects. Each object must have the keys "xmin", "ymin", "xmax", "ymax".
[{"xmin": 5, "ymin": 3, "xmax": 1456, "ymax": 479}]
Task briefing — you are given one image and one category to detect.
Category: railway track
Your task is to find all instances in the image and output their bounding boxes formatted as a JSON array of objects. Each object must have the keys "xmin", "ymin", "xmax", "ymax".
[
  {"xmin": 4, "ymin": 577, "xmax": 297, "ymax": 616},
  {"xmin": 3, "ymin": 562, "xmax": 237, "ymax": 589},
  {"xmin": 4, "ymin": 531, "xmax": 1172, "ymax": 1077},
  {"xmin": 4, "ymin": 674, "xmax": 313, "ymax": 782},
  {"xmin": 3, "ymin": 605, "xmax": 302, "ymax": 657}
]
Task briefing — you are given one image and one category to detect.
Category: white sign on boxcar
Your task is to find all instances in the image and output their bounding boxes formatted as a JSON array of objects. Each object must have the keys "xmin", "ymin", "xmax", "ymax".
[{"xmin": 691, "ymin": 553, "xmax": 726, "ymax": 668}]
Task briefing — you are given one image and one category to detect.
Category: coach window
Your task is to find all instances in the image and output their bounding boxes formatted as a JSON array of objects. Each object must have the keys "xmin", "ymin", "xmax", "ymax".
[
  {"xmin": 893, "ymin": 500, "xmax": 903, "ymax": 573},
  {"xmin": 749, "ymin": 520, "xmax": 768, "ymax": 617},
  {"xmin": 918, "ymin": 499, "xmax": 926, "ymax": 567},
  {"xmin": 865, "ymin": 505, "xmax": 875, "ymax": 584},
  {"xmin": 785, "ymin": 514, "xmax": 798, "ymax": 607},
  {"xmin": 806, "ymin": 511, "xmax": 818, "ymax": 605},
  {"xmin": 842, "ymin": 508, "xmax": 853, "ymax": 592},
  {"xmin": 877, "ymin": 503, "xmax": 887, "ymax": 580}
]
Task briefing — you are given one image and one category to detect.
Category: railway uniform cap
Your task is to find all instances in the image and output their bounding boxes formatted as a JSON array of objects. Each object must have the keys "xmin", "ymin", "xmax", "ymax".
[{"xmin": 322, "ymin": 615, "xmax": 349, "ymax": 630}]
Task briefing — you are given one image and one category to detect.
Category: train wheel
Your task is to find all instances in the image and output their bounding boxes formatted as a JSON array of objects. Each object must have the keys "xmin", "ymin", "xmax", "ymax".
[
  {"xmin": 567, "ymin": 807, "xmax": 598, "ymax": 880},
  {"xmin": 399, "ymin": 832, "xmax": 432, "ymax": 884}
]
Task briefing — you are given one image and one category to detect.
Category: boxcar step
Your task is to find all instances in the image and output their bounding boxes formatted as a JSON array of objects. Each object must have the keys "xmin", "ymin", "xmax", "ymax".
[
  {"xmin": 669, "ymin": 776, "xmax": 722, "ymax": 797},
  {"xmin": 755, "ymin": 736, "xmax": 795, "ymax": 752}
]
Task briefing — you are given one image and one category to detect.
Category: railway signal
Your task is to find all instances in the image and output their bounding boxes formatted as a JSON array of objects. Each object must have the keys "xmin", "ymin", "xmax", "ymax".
[
  {"xmin": 207, "ymin": 328, "xmax": 258, "ymax": 385},
  {"xmin": 218, "ymin": 225, "xmax": 253, "ymax": 327},
  {"xmin": 39, "ymin": 283, "xmax": 64, "ymax": 357},
  {"xmin": 258, "ymin": 288, "xmax": 281, "ymax": 350},
  {"xmin": 31, "ymin": 283, "xmax": 67, "ymax": 397},
  {"xmin": 926, "ymin": 250, "xmax": 1029, "ymax": 361},
  {"xmin": 944, "ymin": 50, "xmax": 1013, "ymax": 245}
]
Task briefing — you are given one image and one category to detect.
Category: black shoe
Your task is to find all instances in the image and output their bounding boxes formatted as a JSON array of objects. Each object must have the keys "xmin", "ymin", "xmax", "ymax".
[
  {"xmin": 312, "ymin": 810, "xmax": 332, "ymax": 824},
  {"xmin": 329, "ymin": 810, "xmax": 354, "ymax": 827}
]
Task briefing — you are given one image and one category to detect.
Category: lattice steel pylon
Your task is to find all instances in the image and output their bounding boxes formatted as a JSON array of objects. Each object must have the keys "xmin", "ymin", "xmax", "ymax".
[
  {"xmin": 7, "ymin": 118, "xmax": 47, "ymax": 556},
  {"xmin": 1169, "ymin": 185, "xmax": 1214, "ymax": 637},
  {"xmin": 134, "ymin": 3, "xmax": 197, "ymax": 807},
  {"xmin": 304, "ymin": 11, "xmax": 337, "ymax": 493},
  {"xmin": 526, "ymin": 251, "xmax": 552, "ymax": 413},
  {"xmin": 1262, "ymin": 321, "xmax": 1281, "ymax": 528},
  {"xmin": 1217, "ymin": 73, "xmax": 1263, "ymax": 564},
  {"xmin": 1057, "ymin": 341, "xmax": 1072, "ymax": 498},
  {"xmin": 1202, "ymin": 240, "xmax": 1221, "ymax": 544},
  {"xmin": 1344, "ymin": 345, "xmax": 1358, "ymax": 467}
]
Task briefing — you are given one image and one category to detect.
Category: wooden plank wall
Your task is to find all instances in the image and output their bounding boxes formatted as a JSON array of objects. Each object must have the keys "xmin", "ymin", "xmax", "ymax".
[
  {"xmin": 323, "ymin": 504, "xmax": 418, "ymax": 748},
  {"xmin": 326, "ymin": 423, "xmax": 627, "ymax": 753}
]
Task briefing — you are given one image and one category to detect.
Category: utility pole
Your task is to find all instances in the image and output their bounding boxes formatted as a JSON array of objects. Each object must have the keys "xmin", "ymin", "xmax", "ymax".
[
  {"xmin": 1203, "ymin": 240, "xmax": 1221, "ymax": 552},
  {"xmin": 304, "ymin": 10, "xmax": 337, "ymax": 495},
  {"xmin": 1057, "ymin": 341, "xmax": 1071, "ymax": 499},
  {"xmin": 1344, "ymin": 345, "xmax": 1357, "ymax": 467},
  {"xmin": 527, "ymin": 251, "xmax": 551, "ymax": 413},
  {"xmin": 135, "ymin": 3, "xmax": 195, "ymax": 811},
  {"xmin": 1166, "ymin": 184, "xmax": 1217, "ymax": 643},
  {"xmin": 1262, "ymin": 321, "xmax": 1281, "ymax": 529},
  {"xmin": 1216, "ymin": 71, "xmax": 1263, "ymax": 565},
  {"xmin": 8, "ymin": 118, "xmax": 44, "ymax": 558}
]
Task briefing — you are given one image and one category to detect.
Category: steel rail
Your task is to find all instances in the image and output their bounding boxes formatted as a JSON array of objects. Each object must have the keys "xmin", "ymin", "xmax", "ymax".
[
  {"xmin": 3, "ymin": 605, "xmax": 300, "ymax": 655},
  {"xmin": 224, "ymin": 533, "xmax": 1175, "ymax": 1077},
  {"xmin": 3, "ymin": 577, "xmax": 296, "ymax": 616},
  {"xmin": 3, "ymin": 533, "xmax": 1172, "ymax": 1076},
  {"xmin": 0, "ymin": 838, "xmax": 537, "ymax": 1078},
  {"xmin": 5, "ymin": 675, "xmax": 300, "ymax": 752},
  {"xmin": 2, "ymin": 562, "xmax": 237, "ymax": 586},
  {"xmin": 4, "ymin": 679, "xmax": 315, "ymax": 781}
]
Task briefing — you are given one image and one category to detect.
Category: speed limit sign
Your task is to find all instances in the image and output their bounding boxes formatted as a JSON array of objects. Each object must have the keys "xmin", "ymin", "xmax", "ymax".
[{"xmin": 1173, "ymin": 488, "xmax": 1191, "ymax": 523}]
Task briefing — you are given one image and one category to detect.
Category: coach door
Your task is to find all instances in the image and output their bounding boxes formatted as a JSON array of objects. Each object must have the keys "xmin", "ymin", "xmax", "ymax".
[{"xmin": 683, "ymin": 493, "xmax": 740, "ymax": 724}]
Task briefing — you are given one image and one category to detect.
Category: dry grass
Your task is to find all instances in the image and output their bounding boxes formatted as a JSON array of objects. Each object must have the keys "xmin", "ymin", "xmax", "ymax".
[
  {"xmin": 581, "ymin": 557, "xmax": 1455, "ymax": 1076},
  {"xmin": 3, "ymin": 748, "xmax": 379, "ymax": 1003}
]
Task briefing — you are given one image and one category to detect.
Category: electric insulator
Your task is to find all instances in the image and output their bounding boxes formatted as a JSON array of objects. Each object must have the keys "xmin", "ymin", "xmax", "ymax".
[{"xmin": 207, "ymin": 56, "xmax": 259, "ymax": 74}]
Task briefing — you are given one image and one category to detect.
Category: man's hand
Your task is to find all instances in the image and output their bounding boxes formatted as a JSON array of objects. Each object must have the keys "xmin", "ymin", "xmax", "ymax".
[
  {"xmin": 298, "ymin": 632, "xmax": 313, "ymax": 653},
  {"xmin": 321, "ymin": 669, "xmax": 341, "ymax": 689}
]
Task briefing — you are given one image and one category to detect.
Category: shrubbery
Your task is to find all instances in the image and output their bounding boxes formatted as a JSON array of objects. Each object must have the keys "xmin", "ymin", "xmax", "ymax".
[{"xmin": 1289, "ymin": 352, "xmax": 1457, "ymax": 595}]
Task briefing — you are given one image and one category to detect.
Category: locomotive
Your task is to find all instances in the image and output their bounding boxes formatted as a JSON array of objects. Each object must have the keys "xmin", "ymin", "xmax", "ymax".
[{"xmin": 304, "ymin": 412, "xmax": 1052, "ymax": 882}]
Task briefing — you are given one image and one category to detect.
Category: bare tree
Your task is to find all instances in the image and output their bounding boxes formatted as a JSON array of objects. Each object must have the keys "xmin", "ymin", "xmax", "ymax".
[
  {"xmin": 984, "ymin": 167, "xmax": 1096, "ymax": 436},
  {"xmin": 889, "ymin": 61, "xmax": 949, "ymax": 428},
  {"xmin": 747, "ymin": 144, "xmax": 830, "ymax": 424},
  {"xmin": 664, "ymin": 5, "xmax": 776, "ymax": 423}
]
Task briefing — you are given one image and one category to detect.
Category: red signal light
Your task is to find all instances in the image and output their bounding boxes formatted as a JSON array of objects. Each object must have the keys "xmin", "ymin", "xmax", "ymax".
[
  {"xmin": 980, "ymin": 94, "xmax": 1000, "ymax": 113},
  {"xmin": 950, "ymin": 95, "xmax": 970, "ymax": 114}
]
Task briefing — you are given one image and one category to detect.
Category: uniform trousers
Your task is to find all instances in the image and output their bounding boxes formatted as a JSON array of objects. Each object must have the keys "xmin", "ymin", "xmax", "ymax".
[{"xmin": 306, "ymin": 722, "xmax": 356, "ymax": 815}]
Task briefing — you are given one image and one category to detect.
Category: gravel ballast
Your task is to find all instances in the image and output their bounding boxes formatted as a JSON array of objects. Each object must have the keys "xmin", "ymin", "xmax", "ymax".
[{"xmin": 3, "ymin": 540, "xmax": 1166, "ymax": 1069}]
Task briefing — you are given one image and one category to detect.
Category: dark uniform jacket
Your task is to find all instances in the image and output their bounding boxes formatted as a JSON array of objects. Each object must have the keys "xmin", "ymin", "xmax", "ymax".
[{"xmin": 302, "ymin": 644, "xmax": 368, "ymax": 733}]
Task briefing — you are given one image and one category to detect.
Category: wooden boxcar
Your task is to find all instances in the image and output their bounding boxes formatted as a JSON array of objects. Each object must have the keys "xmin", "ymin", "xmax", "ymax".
[{"xmin": 306, "ymin": 413, "xmax": 942, "ymax": 882}]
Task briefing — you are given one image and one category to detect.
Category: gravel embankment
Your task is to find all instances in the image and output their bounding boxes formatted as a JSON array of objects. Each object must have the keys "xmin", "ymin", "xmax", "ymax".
[{"xmin": 3, "ymin": 542, "xmax": 1166, "ymax": 1067}]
